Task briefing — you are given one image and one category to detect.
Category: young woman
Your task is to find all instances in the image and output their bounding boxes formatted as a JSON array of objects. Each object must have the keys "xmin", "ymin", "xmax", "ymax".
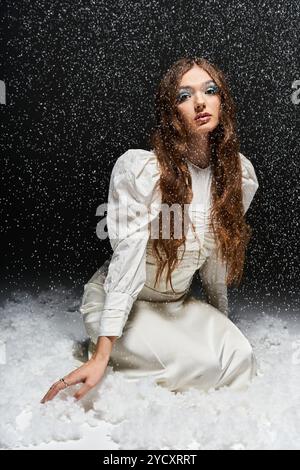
[{"xmin": 41, "ymin": 57, "xmax": 259, "ymax": 404}]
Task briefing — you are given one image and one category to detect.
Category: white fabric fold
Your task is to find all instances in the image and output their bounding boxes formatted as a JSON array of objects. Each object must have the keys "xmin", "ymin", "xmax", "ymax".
[{"xmin": 240, "ymin": 152, "xmax": 259, "ymax": 214}]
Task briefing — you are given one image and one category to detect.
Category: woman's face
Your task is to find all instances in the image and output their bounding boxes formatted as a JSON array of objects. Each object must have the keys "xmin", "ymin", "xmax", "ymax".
[{"xmin": 175, "ymin": 65, "xmax": 221, "ymax": 136}]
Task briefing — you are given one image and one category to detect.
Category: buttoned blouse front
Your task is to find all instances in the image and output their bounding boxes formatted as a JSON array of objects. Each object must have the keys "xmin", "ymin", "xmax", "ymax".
[{"xmin": 97, "ymin": 148, "xmax": 259, "ymax": 338}]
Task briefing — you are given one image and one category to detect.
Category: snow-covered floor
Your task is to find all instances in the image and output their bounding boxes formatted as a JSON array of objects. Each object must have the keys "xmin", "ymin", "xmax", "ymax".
[{"xmin": 0, "ymin": 286, "xmax": 299, "ymax": 450}]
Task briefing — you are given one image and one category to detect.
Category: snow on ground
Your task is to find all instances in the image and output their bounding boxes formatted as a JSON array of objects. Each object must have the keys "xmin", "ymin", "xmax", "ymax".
[{"xmin": 0, "ymin": 286, "xmax": 299, "ymax": 450}]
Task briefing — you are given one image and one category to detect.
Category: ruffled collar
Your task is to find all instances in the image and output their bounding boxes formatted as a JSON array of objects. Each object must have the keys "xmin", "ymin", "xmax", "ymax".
[{"xmin": 186, "ymin": 159, "xmax": 211, "ymax": 172}]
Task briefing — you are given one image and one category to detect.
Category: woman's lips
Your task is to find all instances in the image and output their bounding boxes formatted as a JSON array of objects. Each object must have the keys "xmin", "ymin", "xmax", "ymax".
[{"xmin": 195, "ymin": 115, "xmax": 211, "ymax": 123}]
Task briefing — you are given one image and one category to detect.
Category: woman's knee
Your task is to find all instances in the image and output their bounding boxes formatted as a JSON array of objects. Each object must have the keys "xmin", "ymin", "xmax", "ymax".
[
  {"xmin": 239, "ymin": 338, "xmax": 255, "ymax": 362},
  {"xmin": 234, "ymin": 339, "xmax": 257, "ymax": 378}
]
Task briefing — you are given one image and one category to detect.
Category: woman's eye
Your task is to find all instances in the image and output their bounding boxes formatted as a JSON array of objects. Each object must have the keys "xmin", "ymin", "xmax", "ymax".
[
  {"xmin": 206, "ymin": 85, "xmax": 219, "ymax": 94},
  {"xmin": 176, "ymin": 85, "xmax": 219, "ymax": 103},
  {"xmin": 176, "ymin": 92, "xmax": 191, "ymax": 103}
]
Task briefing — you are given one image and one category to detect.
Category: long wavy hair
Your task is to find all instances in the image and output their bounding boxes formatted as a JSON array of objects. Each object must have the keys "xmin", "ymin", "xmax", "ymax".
[{"xmin": 148, "ymin": 56, "xmax": 253, "ymax": 293}]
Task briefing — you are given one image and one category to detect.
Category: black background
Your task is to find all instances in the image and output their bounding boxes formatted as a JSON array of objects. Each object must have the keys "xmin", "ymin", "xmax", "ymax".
[{"xmin": 1, "ymin": 0, "xmax": 299, "ymax": 309}]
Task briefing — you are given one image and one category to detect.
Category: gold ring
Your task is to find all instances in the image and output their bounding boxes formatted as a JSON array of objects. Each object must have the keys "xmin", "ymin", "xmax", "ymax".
[{"xmin": 60, "ymin": 378, "xmax": 69, "ymax": 388}]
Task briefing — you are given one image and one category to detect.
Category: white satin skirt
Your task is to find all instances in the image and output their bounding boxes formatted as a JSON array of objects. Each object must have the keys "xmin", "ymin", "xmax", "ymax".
[{"xmin": 80, "ymin": 257, "xmax": 258, "ymax": 393}]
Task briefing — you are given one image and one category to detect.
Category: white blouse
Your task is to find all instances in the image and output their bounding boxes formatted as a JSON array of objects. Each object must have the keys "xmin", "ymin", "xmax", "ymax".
[{"xmin": 97, "ymin": 149, "xmax": 259, "ymax": 338}]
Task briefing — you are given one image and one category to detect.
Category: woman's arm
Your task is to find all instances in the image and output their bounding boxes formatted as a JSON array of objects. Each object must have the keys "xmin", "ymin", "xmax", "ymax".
[
  {"xmin": 97, "ymin": 149, "xmax": 161, "ymax": 339},
  {"xmin": 93, "ymin": 335, "xmax": 117, "ymax": 361},
  {"xmin": 239, "ymin": 152, "xmax": 259, "ymax": 214},
  {"xmin": 41, "ymin": 149, "xmax": 161, "ymax": 403},
  {"xmin": 199, "ymin": 248, "xmax": 229, "ymax": 316},
  {"xmin": 198, "ymin": 152, "xmax": 259, "ymax": 315}
]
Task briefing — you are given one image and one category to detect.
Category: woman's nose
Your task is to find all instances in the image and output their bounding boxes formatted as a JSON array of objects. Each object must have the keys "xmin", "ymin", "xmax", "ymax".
[{"xmin": 194, "ymin": 92, "xmax": 206, "ymax": 109}]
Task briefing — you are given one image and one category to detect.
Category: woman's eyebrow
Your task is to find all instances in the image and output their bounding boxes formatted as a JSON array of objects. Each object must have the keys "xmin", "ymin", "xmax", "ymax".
[{"xmin": 178, "ymin": 80, "xmax": 215, "ymax": 90}]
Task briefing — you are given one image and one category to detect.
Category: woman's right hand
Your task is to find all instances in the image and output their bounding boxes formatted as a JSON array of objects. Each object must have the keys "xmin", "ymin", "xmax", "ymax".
[{"xmin": 40, "ymin": 355, "xmax": 109, "ymax": 404}]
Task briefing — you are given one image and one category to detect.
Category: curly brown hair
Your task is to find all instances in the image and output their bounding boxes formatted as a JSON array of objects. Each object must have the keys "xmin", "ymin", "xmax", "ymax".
[{"xmin": 148, "ymin": 56, "xmax": 253, "ymax": 293}]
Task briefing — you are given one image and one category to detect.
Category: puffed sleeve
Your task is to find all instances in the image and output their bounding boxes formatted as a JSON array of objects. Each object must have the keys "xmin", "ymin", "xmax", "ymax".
[
  {"xmin": 198, "ymin": 246, "xmax": 229, "ymax": 316},
  {"xmin": 98, "ymin": 149, "xmax": 161, "ymax": 338},
  {"xmin": 239, "ymin": 152, "xmax": 259, "ymax": 214}
]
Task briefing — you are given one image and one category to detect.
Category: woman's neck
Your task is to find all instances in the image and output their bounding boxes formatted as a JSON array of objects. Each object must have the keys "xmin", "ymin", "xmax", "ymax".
[{"xmin": 186, "ymin": 135, "xmax": 211, "ymax": 168}]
